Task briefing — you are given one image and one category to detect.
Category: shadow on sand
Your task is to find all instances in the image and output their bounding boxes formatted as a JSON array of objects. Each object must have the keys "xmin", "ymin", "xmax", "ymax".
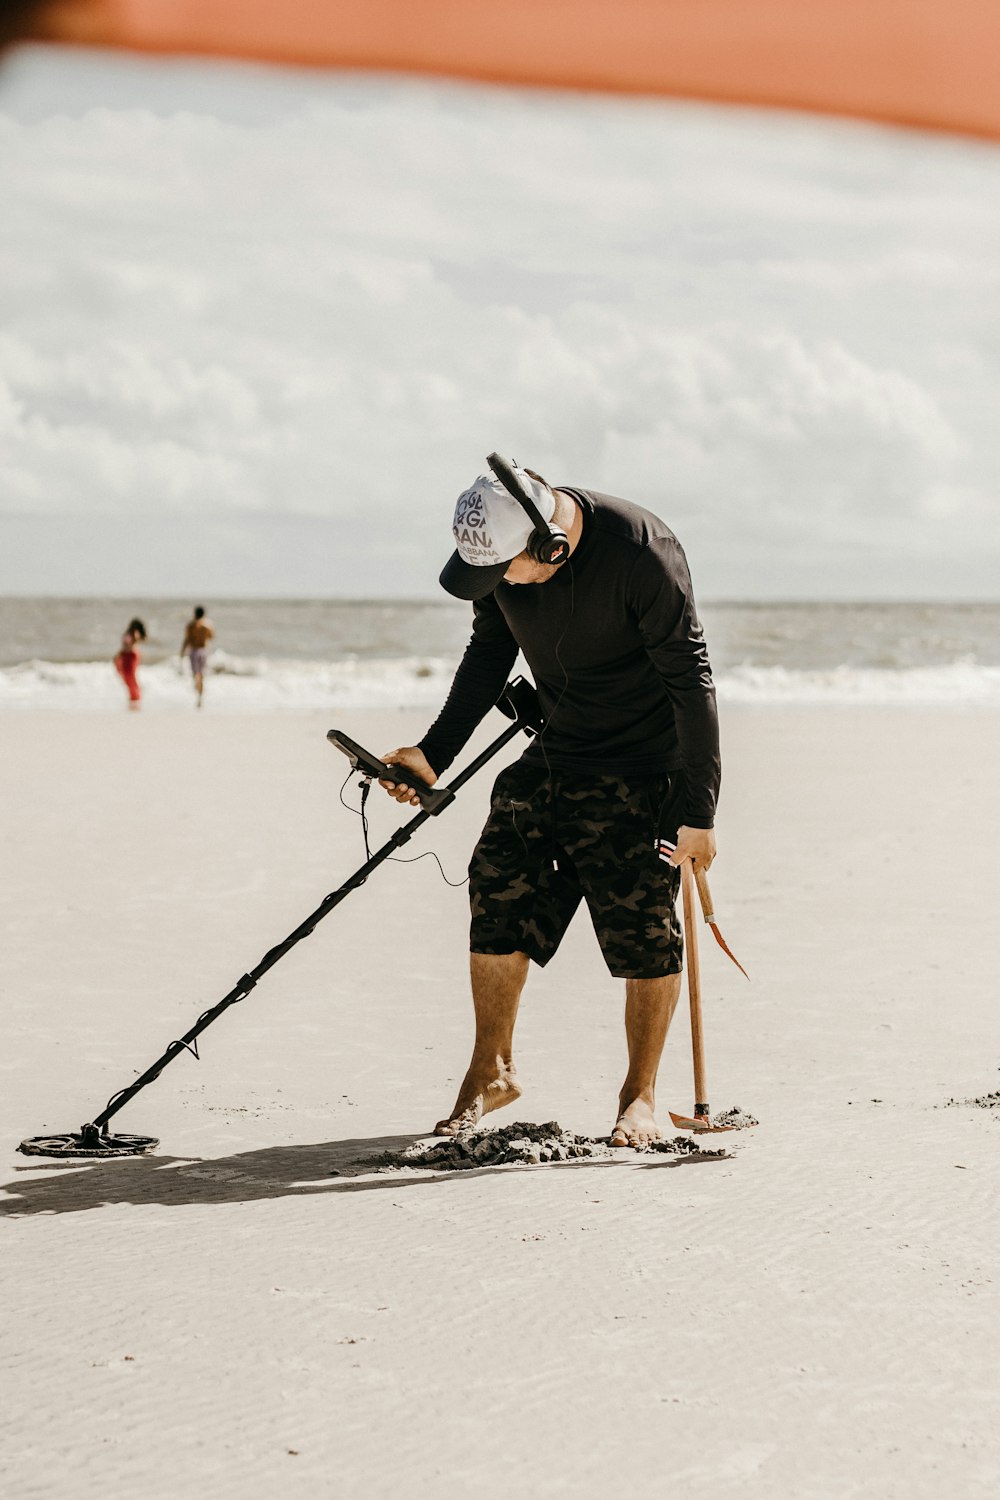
[{"xmin": 2, "ymin": 1132, "xmax": 729, "ymax": 1216}]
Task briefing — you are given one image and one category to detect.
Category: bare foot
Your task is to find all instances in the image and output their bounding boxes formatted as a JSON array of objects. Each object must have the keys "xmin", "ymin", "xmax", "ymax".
[
  {"xmin": 434, "ymin": 1065, "xmax": 522, "ymax": 1136},
  {"xmin": 610, "ymin": 1094, "xmax": 662, "ymax": 1148}
]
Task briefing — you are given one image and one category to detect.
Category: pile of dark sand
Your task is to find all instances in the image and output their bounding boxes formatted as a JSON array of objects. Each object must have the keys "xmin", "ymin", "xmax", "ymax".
[
  {"xmin": 711, "ymin": 1106, "xmax": 759, "ymax": 1129},
  {"xmin": 363, "ymin": 1120, "xmax": 726, "ymax": 1173},
  {"xmin": 944, "ymin": 1090, "xmax": 1000, "ymax": 1112}
]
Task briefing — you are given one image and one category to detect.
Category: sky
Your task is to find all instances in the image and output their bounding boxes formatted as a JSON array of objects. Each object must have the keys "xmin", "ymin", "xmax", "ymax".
[{"xmin": 1, "ymin": 44, "xmax": 998, "ymax": 600}]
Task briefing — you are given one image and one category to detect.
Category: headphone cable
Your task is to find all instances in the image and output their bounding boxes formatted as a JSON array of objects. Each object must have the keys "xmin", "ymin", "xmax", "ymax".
[{"xmin": 338, "ymin": 768, "xmax": 468, "ymax": 887}]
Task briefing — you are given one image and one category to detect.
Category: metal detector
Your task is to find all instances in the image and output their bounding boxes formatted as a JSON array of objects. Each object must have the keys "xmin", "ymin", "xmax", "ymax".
[{"xmin": 18, "ymin": 677, "xmax": 543, "ymax": 1159}]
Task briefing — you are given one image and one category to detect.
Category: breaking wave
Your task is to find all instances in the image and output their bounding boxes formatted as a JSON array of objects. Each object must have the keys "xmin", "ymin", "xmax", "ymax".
[
  {"xmin": 716, "ymin": 660, "xmax": 1000, "ymax": 704},
  {"xmin": 0, "ymin": 651, "xmax": 457, "ymax": 711},
  {"xmin": 2, "ymin": 652, "xmax": 1000, "ymax": 711}
]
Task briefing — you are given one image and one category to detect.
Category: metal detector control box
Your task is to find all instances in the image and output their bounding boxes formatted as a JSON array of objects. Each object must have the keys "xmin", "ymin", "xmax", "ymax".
[{"xmin": 327, "ymin": 730, "xmax": 455, "ymax": 815}]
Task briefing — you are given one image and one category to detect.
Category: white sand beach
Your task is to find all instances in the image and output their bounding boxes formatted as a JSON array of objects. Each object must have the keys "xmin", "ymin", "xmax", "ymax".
[{"xmin": 3, "ymin": 703, "xmax": 1000, "ymax": 1497}]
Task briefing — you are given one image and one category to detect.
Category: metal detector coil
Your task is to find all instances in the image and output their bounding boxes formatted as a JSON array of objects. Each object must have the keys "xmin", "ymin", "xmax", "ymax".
[{"xmin": 19, "ymin": 1130, "xmax": 159, "ymax": 1158}]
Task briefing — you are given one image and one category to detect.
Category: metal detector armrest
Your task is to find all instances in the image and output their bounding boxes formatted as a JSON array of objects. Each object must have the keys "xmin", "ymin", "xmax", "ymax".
[
  {"xmin": 327, "ymin": 730, "xmax": 455, "ymax": 815},
  {"xmin": 495, "ymin": 675, "xmax": 544, "ymax": 733}
]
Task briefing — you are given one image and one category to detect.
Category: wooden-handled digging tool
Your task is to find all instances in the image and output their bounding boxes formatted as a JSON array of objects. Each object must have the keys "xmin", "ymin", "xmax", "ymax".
[{"xmin": 668, "ymin": 859, "xmax": 751, "ymax": 1134}]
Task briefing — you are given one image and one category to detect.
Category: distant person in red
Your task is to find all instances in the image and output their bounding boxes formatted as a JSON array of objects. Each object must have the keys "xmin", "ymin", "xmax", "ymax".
[
  {"xmin": 114, "ymin": 618, "xmax": 146, "ymax": 710},
  {"xmin": 180, "ymin": 605, "xmax": 214, "ymax": 708}
]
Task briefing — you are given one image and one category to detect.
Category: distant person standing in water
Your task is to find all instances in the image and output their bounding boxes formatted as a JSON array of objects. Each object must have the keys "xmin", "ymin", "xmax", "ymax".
[
  {"xmin": 180, "ymin": 606, "xmax": 214, "ymax": 708},
  {"xmin": 114, "ymin": 617, "xmax": 146, "ymax": 710}
]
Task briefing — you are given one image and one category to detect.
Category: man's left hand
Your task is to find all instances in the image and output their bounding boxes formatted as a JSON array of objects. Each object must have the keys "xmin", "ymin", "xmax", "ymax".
[{"xmin": 671, "ymin": 825, "xmax": 716, "ymax": 871}]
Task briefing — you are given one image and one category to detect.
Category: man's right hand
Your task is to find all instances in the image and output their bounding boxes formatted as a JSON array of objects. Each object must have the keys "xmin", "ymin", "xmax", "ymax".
[{"xmin": 378, "ymin": 746, "xmax": 437, "ymax": 805}]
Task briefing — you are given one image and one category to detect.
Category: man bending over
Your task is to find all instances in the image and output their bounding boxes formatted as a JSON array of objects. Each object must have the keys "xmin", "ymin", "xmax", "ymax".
[{"xmin": 381, "ymin": 459, "xmax": 720, "ymax": 1147}]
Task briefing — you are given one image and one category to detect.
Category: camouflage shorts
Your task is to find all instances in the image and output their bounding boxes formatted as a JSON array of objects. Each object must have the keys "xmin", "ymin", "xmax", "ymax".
[{"xmin": 469, "ymin": 762, "xmax": 684, "ymax": 979}]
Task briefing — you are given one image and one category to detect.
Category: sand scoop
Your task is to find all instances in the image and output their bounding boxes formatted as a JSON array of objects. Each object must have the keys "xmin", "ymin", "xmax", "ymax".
[
  {"xmin": 18, "ymin": 679, "xmax": 543, "ymax": 1160},
  {"xmin": 669, "ymin": 860, "xmax": 753, "ymax": 1135}
]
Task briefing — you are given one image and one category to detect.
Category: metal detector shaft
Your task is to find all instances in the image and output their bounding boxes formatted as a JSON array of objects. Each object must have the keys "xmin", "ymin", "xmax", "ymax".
[{"xmin": 87, "ymin": 705, "xmax": 532, "ymax": 1138}]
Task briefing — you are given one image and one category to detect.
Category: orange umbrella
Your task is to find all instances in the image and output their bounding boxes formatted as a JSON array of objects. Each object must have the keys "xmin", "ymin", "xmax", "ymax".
[{"xmin": 9, "ymin": 0, "xmax": 1000, "ymax": 141}]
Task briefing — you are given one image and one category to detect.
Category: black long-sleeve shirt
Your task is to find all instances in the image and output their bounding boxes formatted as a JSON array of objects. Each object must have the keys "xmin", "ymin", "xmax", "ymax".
[{"xmin": 418, "ymin": 488, "xmax": 721, "ymax": 827}]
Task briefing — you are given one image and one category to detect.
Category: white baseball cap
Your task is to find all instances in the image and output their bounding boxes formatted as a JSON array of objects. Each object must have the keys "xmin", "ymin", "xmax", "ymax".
[{"xmin": 439, "ymin": 463, "xmax": 556, "ymax": 600}]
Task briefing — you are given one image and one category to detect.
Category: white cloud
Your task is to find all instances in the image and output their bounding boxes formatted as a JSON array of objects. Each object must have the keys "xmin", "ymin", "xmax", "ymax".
[{"xmin": 1, "ymin": 50, "xmax": 999, "ymax": 596}]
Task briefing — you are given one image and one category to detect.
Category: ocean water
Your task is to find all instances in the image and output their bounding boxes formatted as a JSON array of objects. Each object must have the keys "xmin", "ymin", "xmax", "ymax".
[{"xmin": 1, "ymin": 597, "xmax": 999, "ymax": 710}]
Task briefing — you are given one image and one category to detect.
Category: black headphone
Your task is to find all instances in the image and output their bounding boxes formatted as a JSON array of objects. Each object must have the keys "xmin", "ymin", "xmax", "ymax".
[{"xmin": 487, "ymin": 452, "xmax": 570, "ymax": 567}]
